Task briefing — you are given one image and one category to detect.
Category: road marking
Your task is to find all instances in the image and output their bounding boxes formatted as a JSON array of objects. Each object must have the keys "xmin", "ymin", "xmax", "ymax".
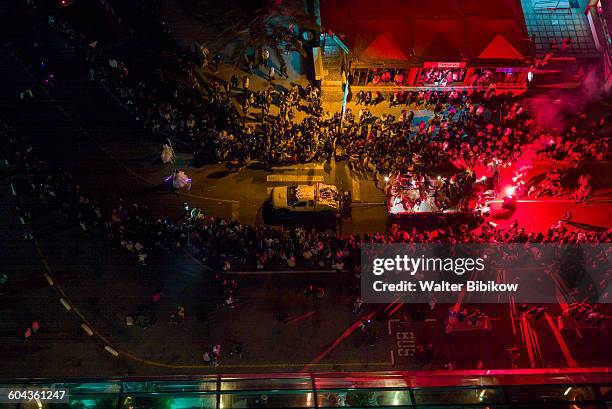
[
  {"xmin": 231, "ymin": 202, "xmax": 239, "ymax": 220},
  {"xmin": 9, "ymin": 50, "xmax": 238, "ymax": 205},
  {"xmin": 387, "ymin": 302, "xmax": 404, "ymax": 318},
  {"xmin": 351, "ymin": 173, "xmax": 361, "ymax": 202},
  {"xmin": 271, "ymin": 163, "xmax": 324, "ymax": 170},
  {"xmin": 351, "ymin": 202, "xmax": 386, "ymax": 206},
  {"xmin": 286, "ymin": 311, "xmax": 316, "ymax": 324},
  {"xmin": 388, "ymin": 319, "xmax": 400, "ymax": 335},
  {"xmin": 33, "ymin": 237, "xmax": 388, "ymax": 370},
  {"xmin": 395, "ymin": 330, "xmax": 416, "ymax": 358},
  {"xmin": 520, "ymin": 316, "xmax": 536, "ymax": 368},
  {"xmin": 226, "ymin": 270, "xmax": 338, "ymax": 274},
  {"xmin": 266, "ymin": 174, "xmax": 324, "ymax": 183},
  {"xmin": 44, "ymin": 273, "xmax": 54, "ymax": 286},
  {"xmin": 545, "ymin": 313, "xmax": 579, "ymax": 368},
  {"xmin": 104, "ymin": 346, "xmax": 119, "ymax": 357},
  {"xmin": 303, "ymin": 311, "xmax": 377, "ymax": 370},
  {"xmin": 490, "ymin": 199, "xmax": 579, "ymax": 203},
  {"xmin": 424, "ymin": 318, "xmax": 437, "ymax": 322},
  {"xmin": 81, "ymin": 323, "xmax": 93, "ymax": 336},
  {"xmin": 59, "ymin": 298, "xmax": 71, "ymax": 311}
]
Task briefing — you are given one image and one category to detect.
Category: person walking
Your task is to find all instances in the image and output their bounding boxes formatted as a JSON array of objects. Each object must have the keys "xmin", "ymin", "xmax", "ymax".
[
  {"xmin": 212, "ymin": 344, "xmax": 221, "ymax": 367},
  {"xmin": 242, "ymin": 75, "xmax": 250, "ymax": 94},
  {"xmin": 202, "ymin": 351, "xmax": 211, "ymax": 365},
  {"xmin": 0, "ymin": 273, "xmax": 7, "ymax": 296},
  {"xmin": 261, "ymin": 48, "xmax": 270, "ymax": 67},
  {"xmin": 268, "ymin": 66, "xmax": 275, "ymax": 82},
  {"xmin": 229, "ymin": 344, "xmax": 243, "ymax": 359}
]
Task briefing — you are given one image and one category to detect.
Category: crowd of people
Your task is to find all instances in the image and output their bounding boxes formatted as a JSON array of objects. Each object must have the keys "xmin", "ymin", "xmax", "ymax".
[
  {"xmin": 41, "ymin": 0, "xmax": 610, "ymax": 189},
  {"xmin": 4, "ymin": 109, "xmax": 611, "ymax": 280},
  {"xmin": 4, "ymin": 11, "xmax": 612, "ymax": 275},
  {"xmin": 562, "ymin": 302, "xmax": 605, "ymax": 327},
  {"xmin": 2, "ymin": 2, "xmax": 611, "ymax": 373}
]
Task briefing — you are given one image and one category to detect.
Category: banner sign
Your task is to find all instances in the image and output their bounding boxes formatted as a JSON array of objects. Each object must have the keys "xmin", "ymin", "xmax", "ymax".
[{"xmin": 423, "ymin": 61, "xmax": 467, "ymax": 69}]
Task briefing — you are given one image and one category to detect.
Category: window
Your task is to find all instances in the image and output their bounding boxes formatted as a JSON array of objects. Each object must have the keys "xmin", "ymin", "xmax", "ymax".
[
  {"xmin": 317, "ymin": 389, "xmax": 411, "ymax": 407},
  {"xmin": 219, "ymin": 390, "xmax": 313, "ymax": 408},
  {"xmin": 294, "ymin": 201, "xmax": 307, "ymax": 207},
  {"xmin": 287, "ymin": 186, "xmax": 298, "ymax": 206},
  {"xmin": 413, "ymin": 387, "xmax": 506, "ymax": 405}
]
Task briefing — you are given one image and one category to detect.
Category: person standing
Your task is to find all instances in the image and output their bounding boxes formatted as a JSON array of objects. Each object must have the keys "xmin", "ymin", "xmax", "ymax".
[
  {"xmin": 261, "ymin": 48, "xmax": 270, "ymax": 67},
  {"xmin": 268, "ymin": 66, "xmax": 275, "ymax": 82},
  {"xmin": 229, "ymin": 344, "xmax": 243, "ymax": 359},
  {"xmin": 202, "ymin": 351, "xmax": 211, "ymax": 365},
  {"xmin": 242, "ymin": 75, "xmax": 250, "ymax": 95},
  {"xmin": 0, "ymin": 273, "xmax": 7, "ymax": 296}
]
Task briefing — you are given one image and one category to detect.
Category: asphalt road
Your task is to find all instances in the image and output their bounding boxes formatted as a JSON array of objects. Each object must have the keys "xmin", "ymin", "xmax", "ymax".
[{"xmin": 0, "ymin": 0, "xmax": 610, "ymax": 379}]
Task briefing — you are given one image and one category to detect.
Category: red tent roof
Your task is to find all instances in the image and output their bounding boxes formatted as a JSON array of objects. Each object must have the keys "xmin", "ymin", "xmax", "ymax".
[
  {"xmin": 360, "ymin": 34, "xmax": 410, "ymax": 62},
  {"xmin": 478, "ymin": 35, "xmax": 525, "ymax": 60},
  {"xmin": 320, "ymin": 0, "xmax": 532, "ymax": 66}
]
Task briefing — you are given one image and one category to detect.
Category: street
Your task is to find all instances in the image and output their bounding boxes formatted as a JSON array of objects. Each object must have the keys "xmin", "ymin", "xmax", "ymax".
[{"xmin": 0, "ymin": 0, "xmax": 610, "ymax": 382}]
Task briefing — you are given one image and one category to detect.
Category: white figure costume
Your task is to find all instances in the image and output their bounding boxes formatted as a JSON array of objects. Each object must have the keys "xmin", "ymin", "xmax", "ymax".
[
  {"xmin": 172, "ymin": 171, "xmax": 192, "ymax": 191},
  {"xmin": 161, "ymin": 144, "xmax": 174, "ymax": 164}
]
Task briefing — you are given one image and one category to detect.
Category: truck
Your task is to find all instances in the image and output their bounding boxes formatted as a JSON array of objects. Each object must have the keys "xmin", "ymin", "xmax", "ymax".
[{"xmin": 268, "ymin": 183, "xmax": 340, "ymax": 217}]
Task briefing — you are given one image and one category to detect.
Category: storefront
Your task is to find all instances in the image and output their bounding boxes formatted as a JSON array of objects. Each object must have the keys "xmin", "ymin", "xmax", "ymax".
[
  {"xmin": 350, "ymin": 63, "xmax": 530, "ymax": 90},
  {"xmin": 320, "ymin": 0, "xmax": 534, "ymax": 91}
]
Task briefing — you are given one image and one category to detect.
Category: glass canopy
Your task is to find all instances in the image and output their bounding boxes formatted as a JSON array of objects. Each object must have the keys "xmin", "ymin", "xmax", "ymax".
[{"xmin": 0, "ymin": 370, "xmax": 609, "ymax": 408}]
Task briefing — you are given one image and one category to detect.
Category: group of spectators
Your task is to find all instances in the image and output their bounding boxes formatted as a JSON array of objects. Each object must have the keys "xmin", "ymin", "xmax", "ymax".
[
  {"xmin": 43, "ymin": 0, "xmax": 610, "ymax": 188},
  {"xmin": 4, "ymin": 109, "xmax": 611, "ymax": 279},
  {"xmin": 8, "ymin": 0, "xmax": 611, "ymax": 292}
]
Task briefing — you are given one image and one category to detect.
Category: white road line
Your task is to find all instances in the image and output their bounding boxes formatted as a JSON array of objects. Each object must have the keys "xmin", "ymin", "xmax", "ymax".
[
  {"xmin": 351, "ymin": 201, "xmax": 386, "ymax": 205},
  {"xmin": 351, "ymin": 174, "xmax": 361, "ymax": 202},
  {"xmin": 490, "ymin": 199, "xmax": 578, "ymax": 203},
  {"xmin": 9, "ymin": 50, "xmax": 239, "ymax": 205},
  {"xmin": 225, "ymin": 270, "xmax": 338, "ymax": 275},
  {"xmin": 266, "ymin": 175, "xmax": 324, "ymax": 183},
  {"xmin": 271, "ymin": 163, "xmax": 324, "ymax": 170},
  {"xmin": 388, "ymin": 319, "xmax": 400, "ymax": 335},
  {"xmin": 231, "ymin": 202, "xmax": 239, "ymax": 221}
]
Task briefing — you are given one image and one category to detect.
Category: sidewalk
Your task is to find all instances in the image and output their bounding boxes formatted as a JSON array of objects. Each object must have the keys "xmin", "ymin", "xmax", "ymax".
[{"xmin": 160, "ymin": 0, "xmax": 310, "ymax": 92}]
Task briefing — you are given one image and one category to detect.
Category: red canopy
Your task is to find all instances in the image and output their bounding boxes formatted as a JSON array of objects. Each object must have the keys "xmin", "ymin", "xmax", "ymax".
[{"xmin": 320, "ymin": 0, "xmax": 532, "ymax": 66}]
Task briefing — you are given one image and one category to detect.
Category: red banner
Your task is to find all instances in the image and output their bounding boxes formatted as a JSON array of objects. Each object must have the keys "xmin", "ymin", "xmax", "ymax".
[{"xmin": 423, "ymin": 61, "xmax": 467, "ymax": 69}]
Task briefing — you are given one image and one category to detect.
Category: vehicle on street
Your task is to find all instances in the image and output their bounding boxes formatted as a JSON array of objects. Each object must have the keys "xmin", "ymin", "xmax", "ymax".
[{"xmin": 267, "ymin": 183, "xmax": 340, "ymax": 218}]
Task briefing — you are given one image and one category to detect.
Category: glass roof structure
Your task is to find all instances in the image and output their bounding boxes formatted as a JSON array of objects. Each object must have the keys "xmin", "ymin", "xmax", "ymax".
[{"xmin": 1, "ymin": 369, "xmax": 610, "ymax": 408}]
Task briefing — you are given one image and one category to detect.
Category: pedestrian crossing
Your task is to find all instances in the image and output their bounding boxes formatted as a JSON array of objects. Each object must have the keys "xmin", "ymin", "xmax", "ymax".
[
  {"xmin": 266, "ymin": 174, "xmax": 325, "ymax": 183},
  {"xmin": 266, "ymin": 163, "xmax": 326, "ymax": 184},
  {"xmin": 265, "ymin": 162, "xmax": 371, "ymax": 204},
  {"xmin": 266, "ymin": 163, "xmax": 326, "ymax": 195}
]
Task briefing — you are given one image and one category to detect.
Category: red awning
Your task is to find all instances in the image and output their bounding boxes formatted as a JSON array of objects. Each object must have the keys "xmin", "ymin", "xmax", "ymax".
[
  {"xmin": 320, "ymin": 0, "xmax": 532, "ymax": 66},
  {"xmin": 360, "ymin": 34, "xmax": 410, "ymax": 62},
  {"xmin": 478, "ymin": 35, "xmax": 525, "ymax": 60}
]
